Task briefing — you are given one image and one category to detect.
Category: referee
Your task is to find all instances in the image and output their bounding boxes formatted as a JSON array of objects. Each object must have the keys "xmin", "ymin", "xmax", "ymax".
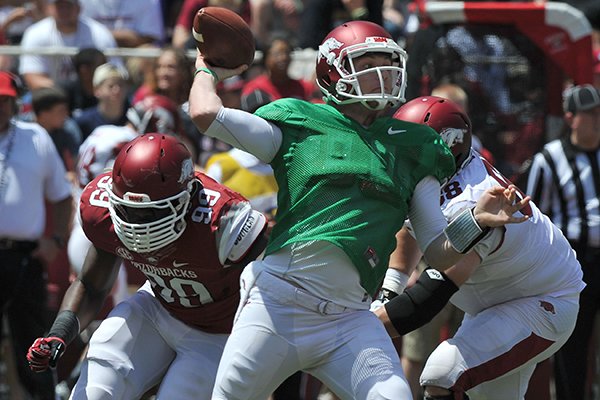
[{"xmin": 526, "ymin": 84, "xmax": 600, "ymax": 400}]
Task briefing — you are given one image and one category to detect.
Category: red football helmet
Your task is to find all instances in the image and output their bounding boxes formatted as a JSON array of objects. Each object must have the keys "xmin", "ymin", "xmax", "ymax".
[
  {"xmin": 393, "ymin": 96, "xmax": 472, "ymax": 170},
  {"xmin": 316, "ymin": 21, "xmax": 407, "ymax": 110},
  {"xmin": 126, "ymin": 94, "xmax": 181, "ymax": 135},
  {"xmin": 107, "ymin": 134, "xmax": 195, "ymax": 253}
]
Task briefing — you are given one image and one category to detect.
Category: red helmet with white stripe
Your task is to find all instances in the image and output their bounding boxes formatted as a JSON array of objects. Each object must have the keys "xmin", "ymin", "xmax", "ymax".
[
  {"xmin": 393, "ymin": 96, "xmax": 472, "ymax": 170},
  {"xmin": 107, "ymin": 134, "xmax": 195, "ymax": 253},
  {"xmin": 316, "ymin": 21, "xmax": 407, "ymax": 110}
]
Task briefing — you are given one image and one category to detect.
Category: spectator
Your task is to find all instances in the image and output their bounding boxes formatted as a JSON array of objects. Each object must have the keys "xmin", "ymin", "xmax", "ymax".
[
  {"xmin": 298, "ymin": 0, "xmax": 384, "ymax": 50},
  {"xmin": 242, "ymin": 36, "xmax": 315, "ymax": 102},
  {"xmin": 31, "ymin": 86, "xmax": 80, "ymax": 180},
  {"xmin": 27, "ymin": 133, "xmax": 270, "ymax": 399},
  {"xmin": 249, "ymin": 0, "xmax": 302, "ymax": 51},
  {"xmin": 377, "ymin": 95, "xmax": 584, "ymax": 399},
  {"xmin": 19, "ymin": 0, "xmax": 118, "ymax": 90},
  {"xmin": 0, "ymin": 71, "xmax": 73, "ymax": 400},
  {"xmin": 382, "ymin": 0, "xmax": 407, "ymax": 42},
  {"xmin": 132, "ymin": 46, "xmax": 211, "ymax": 163},
  {"xmin": 78, "ymin": 0, "xmax": 165, "ymax": 47},
  {"xmin": 74, "ymin": 62, "xmax": 129, "ymax": 141},
  {"xmin": 526, "ymin": 84, "xmax": 600, "ymax": 400},
  {"xmin": 0, "ymin": 0, "xmax": 47, "ymax": 70},
  {"xmin": 58, "ymin": 47, "xmax": 107, "ymax": 117},
  {"xmin": 171, "ymin": 0, "xmax": 251, "ymax": 49},
  {"xmin": 190, "ymin": 20, "xmax": 529, "ymax": 399},
  {"xmin": 132, "ymin": 47, "xmax": 192, "ymax": 107}
]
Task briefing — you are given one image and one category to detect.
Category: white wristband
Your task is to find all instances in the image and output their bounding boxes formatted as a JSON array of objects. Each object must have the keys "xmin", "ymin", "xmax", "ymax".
[
  {"xmin": 382, "ymin": 268, "xmax": 410, "ymax": 294},
  {"xmin": 444, "ymin": 207, "xmax": 490, "ymax": 253}
]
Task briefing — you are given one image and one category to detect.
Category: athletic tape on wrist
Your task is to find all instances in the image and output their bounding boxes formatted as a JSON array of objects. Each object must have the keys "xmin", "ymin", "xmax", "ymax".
[
  {"xmin": 444, "ymin": 208, "xmax": 490, "ymax": 253},
  {"xmin": 382, "ymin": 268, "xmax": 410, "ymax": 295},
  {"xmin": 48, "ymin": 310, "xmax": 80, "ymax": 345}
]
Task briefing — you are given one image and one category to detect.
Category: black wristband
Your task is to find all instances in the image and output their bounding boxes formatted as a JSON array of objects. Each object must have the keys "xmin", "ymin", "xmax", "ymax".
[
  {"xmin": 384, "ymin": 268, "xmax": 459, "ymax": 336},
  {"xmin": 48, "ymin": 310, "xmax": 80, "ymax": 345}
]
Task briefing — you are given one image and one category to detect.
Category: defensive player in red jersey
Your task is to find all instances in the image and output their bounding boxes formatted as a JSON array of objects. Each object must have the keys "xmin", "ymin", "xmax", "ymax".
[{"xmin": 26, "ymin": 133, "xmax": 269, "ymax": 399}]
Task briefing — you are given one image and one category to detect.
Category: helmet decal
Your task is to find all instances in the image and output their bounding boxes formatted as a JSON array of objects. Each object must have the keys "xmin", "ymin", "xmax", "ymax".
[
  {"xmin": 439, "ymin": 127, "xmax": 467, "ymax": 149},
  {"xmin": 179, "ymin": 158, "xmax": 194, "ymax": 184},
  {"xmin": 318, "ymin": 37, "xmax": 344, "ymax": 65}
]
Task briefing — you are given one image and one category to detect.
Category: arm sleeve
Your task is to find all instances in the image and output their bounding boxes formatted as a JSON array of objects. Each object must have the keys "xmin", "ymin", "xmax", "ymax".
[
  {"xmin": 204, "ymin": 107, "xmax": 283, "ymax": 163},
  {"xmin": 407, "ymin": 176, "xmax": 447, "ymax": 252}
]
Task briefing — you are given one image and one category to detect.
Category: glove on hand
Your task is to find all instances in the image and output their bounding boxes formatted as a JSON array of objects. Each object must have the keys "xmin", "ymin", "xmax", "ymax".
[{"xmin": 27, "ymin": 336, "xmax": 66, "ymax": 372}]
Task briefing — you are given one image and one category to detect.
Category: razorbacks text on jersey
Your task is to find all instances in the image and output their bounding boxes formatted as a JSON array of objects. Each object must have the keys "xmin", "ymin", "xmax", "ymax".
[{"xmin": 79, "ymin": 170, "xmax": 266, "ymax": 333}]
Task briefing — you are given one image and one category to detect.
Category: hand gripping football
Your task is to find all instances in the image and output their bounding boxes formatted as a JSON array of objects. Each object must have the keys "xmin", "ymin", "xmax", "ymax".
[{"xmin": 192, "ymin": 6, "xmax": 255, "ymax": 69}]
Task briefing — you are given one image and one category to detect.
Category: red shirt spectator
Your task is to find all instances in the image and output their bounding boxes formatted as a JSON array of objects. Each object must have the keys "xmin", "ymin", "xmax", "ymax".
[{"xmin": 241, "ymin": 37, "xmax": 315, "ymax": 102}]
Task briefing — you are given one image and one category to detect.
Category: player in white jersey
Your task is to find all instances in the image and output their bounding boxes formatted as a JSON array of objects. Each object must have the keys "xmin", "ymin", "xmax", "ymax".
[{"xmin": 374, "ymin": 96, "xmax": 585, "ymax": 400}]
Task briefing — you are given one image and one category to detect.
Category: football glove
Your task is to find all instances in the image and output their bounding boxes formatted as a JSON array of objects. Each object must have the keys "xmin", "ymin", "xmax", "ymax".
[{"xmin": 27, "ymin": 336, "xmax": 66, "ymax": 372}]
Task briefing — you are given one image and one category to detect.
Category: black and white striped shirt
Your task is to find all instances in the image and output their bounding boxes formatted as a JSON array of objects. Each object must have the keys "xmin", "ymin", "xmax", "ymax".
[{"xmin": 526, "ymin": 137, "xmax": 600, "ymax": 248}]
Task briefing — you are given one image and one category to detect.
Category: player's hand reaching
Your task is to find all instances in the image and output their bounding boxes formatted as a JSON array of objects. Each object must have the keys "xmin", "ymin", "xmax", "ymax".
[
  {"xmin": 473, "ymin": 185, "xmax": 530, "ymax": 228},
  {"xmin": 27, "ymin": 336, "xmax": 66, "ymax": 372}
]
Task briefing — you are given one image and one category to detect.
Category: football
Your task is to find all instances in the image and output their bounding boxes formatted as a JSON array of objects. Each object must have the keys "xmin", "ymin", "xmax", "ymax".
[{"xmin": 192, "ymin": 6, "xmax": 255, "ymax": 69}]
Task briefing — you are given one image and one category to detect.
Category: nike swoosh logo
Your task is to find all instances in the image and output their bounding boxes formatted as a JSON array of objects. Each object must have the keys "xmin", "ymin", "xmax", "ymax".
[
  {"xmin": 172, "ymin": 261, "xmax": 188, "ymax": 268},
  {"xmin": 388, "ymin": 127, "xmax": 407, "ymax": 135}
]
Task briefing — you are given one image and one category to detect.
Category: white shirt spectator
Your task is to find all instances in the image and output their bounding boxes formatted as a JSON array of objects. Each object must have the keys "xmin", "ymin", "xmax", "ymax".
[
  {"xmin": 0, "ymin": 120, "xmax": 72, "ymax": 240},
  {"xmin": 19, "ymin": 16, "xmax": 117, "ymax": 83},
  {"xmin": 79, "ymin": 0, "xmax": 164, "ymax": 45}
]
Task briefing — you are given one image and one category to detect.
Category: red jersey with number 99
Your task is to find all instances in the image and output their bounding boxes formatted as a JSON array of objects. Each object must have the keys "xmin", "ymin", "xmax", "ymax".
[{"xmin": 80, "ymin": 170, "xmax": 249, "ymax": 333}]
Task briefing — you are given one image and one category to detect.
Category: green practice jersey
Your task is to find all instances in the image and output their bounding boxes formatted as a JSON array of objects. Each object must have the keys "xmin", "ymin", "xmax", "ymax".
[{"xmin": 255, "ymin": 98, "xmax": 454, "ymax": 295}]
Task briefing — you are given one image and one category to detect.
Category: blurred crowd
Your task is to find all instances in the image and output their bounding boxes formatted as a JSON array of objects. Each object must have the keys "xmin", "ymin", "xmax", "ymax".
[{"xmin": 0, "ymin": 0, "xmax": 599, "ymax": 399}]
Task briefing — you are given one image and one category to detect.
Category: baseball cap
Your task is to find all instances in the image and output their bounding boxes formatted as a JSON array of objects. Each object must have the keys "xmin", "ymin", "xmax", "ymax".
[
  {"xmin": 563, "ymin": 84, "xmax": 600, "ymax": 113},
  {"xmin": 92, "ymin": 63, "xmax": 128, "ymax": 87},
  {"xmin": 0, "ymin": 72, "xmax": 18, "ymax": 97}
]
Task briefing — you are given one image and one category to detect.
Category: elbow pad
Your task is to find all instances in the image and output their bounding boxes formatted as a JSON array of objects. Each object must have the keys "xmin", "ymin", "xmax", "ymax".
[
  {"xmin": 216, "ymin": 202, "xmax": 268, "ymax": 265},
  {"xmin": 384, "ymin": 268, "xmax": 459, "ymax": 335}
]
